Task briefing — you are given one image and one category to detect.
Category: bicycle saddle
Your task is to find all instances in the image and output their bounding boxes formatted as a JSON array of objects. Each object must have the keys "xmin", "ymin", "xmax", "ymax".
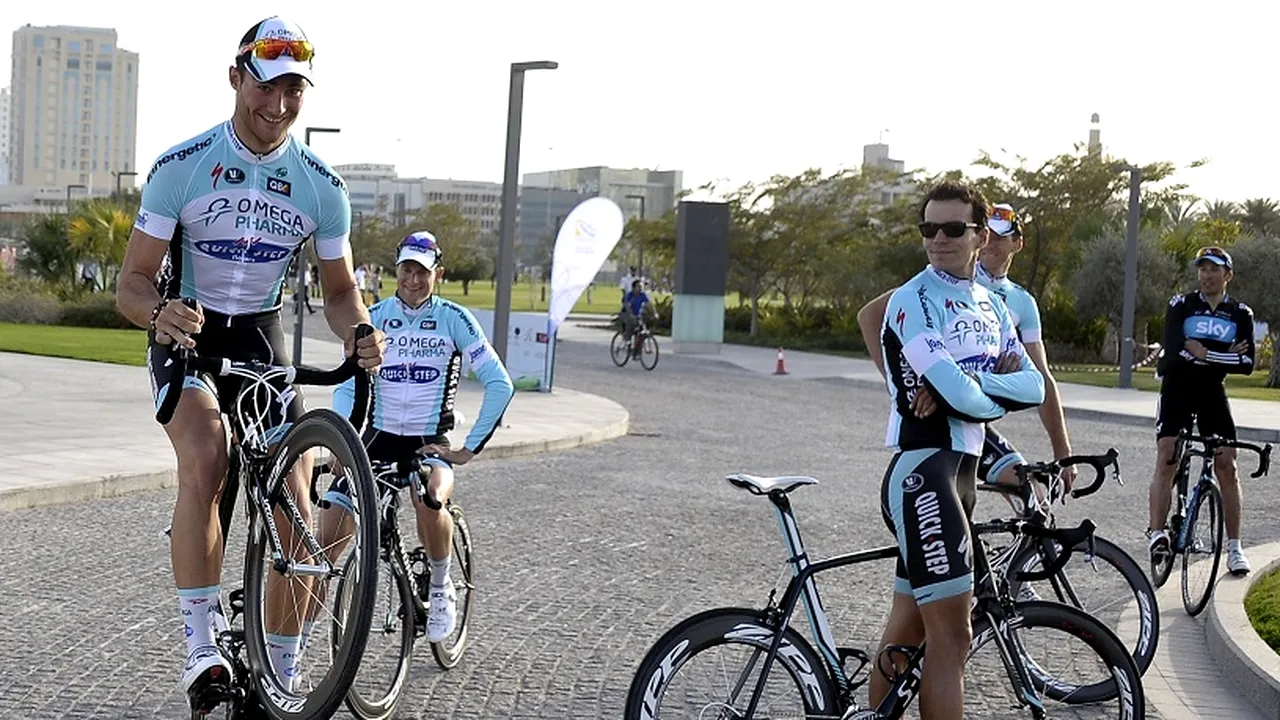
[{"xmin": 725, "ymin": 473, "xmax": 818, "ymax": 495}]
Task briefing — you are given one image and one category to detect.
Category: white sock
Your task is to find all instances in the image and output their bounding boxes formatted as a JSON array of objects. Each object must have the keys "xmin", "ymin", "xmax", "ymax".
[
  {"xmin": 266, "ymin": 633, "xmax": 302, "ymax": 684},
  {"xmin": 1228, "ymin": 538, "xmax": 1243, "ymax": 551},
  {"xmin": 178, "ymin": 586, "xmax": 220, "ymax": 659},
  {"xmin": 428, "ymin": 555, "xmax": 451, "ymax": 587},
  {"xmin": 297, "ymin": 620, "xmax": 317, "ymax": 655}
]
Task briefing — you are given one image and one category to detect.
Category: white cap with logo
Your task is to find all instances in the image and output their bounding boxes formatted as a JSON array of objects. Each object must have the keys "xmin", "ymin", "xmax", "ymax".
[{"xmin": 237, "ymin": 17, "xmax": 315, "ymax": 85}]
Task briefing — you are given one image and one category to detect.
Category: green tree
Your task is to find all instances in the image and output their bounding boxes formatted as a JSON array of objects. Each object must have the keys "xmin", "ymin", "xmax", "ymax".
[
  {"xmin": 414, "ymin": 203, "xmax": 489, "ymax": 294},
  {"xmin": 1239, "ymin": 198, "xmax": 1279, "ymax": 238},
  {"xmin": 1222, "ymin": 234, "xmax": 1280, "ymax": 387},
  {"xmin": 18, "ymin": 214, "xmax": 79, "ymax": 291},
  {"xmin": 1071, "ymin": 230, "xmax": 1180, "ymax": 360},
  {"xmin": 67, "ymin": 198, "xmax": 133, "ymax": 290}
]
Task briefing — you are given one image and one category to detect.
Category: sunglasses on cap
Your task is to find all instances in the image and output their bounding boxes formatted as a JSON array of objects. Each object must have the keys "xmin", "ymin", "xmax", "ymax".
[
  {"xmin": 238, "ymin": 38, "xmax": 315, "ymax": 63},
  {"xmin": 400, "ymin": 234, "xmax": 439, "ymax": 254},
  {"xmin": 919, "ymin": 221, "xmax": 980, "ymax": 239},
  {"xmin": 989, "ymin": 206, "xmax": 1016, "ymax": 224},
  {"xmin": 1195, "ymin": 246, "xmax": 1232, "ymax": 267}
]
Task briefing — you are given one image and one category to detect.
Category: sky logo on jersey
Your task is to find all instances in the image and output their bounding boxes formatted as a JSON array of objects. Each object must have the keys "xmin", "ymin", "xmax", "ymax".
[
  {"xmin": 193, "ymin": 238, "xmax": 291, "ymax": 263},
  {"xmin": 380, "ymin": 364, "xmax": 442, "ymax": 384},
  {"xmin": 1186, "ymin": 316, "xmax": 1236, "ymax": 342}
]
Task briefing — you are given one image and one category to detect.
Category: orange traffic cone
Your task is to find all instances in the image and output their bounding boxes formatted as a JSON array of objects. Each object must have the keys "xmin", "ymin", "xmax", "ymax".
[{"xmin": 774, "ymin": 347, "xmax": 790, "ymax": 375}]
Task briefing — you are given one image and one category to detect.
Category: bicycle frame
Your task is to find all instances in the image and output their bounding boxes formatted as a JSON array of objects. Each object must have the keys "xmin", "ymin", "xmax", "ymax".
[
  {"xmin": 738, "ymin": 490, "xmax": 1053, "ymax": 719},
  {"xmin": 1171, "ymin": 451, "xmax": 1214, "ymax": 554}
]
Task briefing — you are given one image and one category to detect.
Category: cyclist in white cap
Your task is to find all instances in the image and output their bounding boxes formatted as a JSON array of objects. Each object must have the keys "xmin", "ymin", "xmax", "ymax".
[{"xmin": 115, "ymin": 16, "xmax": 384, "ymax": 714}]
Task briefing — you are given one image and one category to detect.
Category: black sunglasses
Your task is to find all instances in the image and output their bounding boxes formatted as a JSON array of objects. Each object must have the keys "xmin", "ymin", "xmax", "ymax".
[{"xmin": 918, "ymin": 221, "xmax": 980, "ymax": 239}]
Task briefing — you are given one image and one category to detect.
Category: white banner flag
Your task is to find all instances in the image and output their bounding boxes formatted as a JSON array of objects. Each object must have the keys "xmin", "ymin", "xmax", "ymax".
[{"xmin": 547, "ymin": 197, "xmax": 625, "ymax": 335}]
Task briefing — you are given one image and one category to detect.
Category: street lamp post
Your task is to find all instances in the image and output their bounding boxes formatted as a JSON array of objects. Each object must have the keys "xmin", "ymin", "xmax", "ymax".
[
  {"xmin": 114, "ymin": 171, "xmax": 138, "ymax": 200},
  {"xmin": 625, "ymin": 193, "xmax": 646, "ymax": 278},
  {"xmin": 65, "ymin": 184, "xmax": 87, "ymax": 213},
  {"xmin": 294, "ymin": 126, "xmax": 341, "ymax": 365},
  {"xmin": 494, "ymin": 60, "xmax": 557, "ymax": 366},
  {"xmin": 1117, "ymin": 165, "xmax": 1144, "ymax": 389}
]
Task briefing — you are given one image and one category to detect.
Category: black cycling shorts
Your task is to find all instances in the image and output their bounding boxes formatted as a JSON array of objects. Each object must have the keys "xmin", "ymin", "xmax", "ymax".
[
  {"xmin": 322, "ymin": 430, "xmax": 452, "ymax": 512},
  {"xmin": 977, "ymin": 426, "xmax": 1026, "ymax": 484},
  {"xmin": 147, "ymin": 309, "xmax": 302, "ymax": 439},
  {"xmin": 880, "ymin": 448, "xmax": 978, "ymax": 605},
  {"xmin": 1155, "ymin": 379, "xmax": 1235, "ymax": 440}
]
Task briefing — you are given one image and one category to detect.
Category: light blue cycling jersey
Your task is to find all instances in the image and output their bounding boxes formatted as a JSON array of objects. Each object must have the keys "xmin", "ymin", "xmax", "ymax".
[
  {"xmin": 333, "ymin": 295, "xmax": 514, "ymax": 453},
  {"xmin": 880, "ymin": 265, "xmax": 1045, "ymax": 455},
  {"xmin": 134, "ymin": 120, "xmax": 351, "ymax": 316},
  {"xmin": 975, "ymin": 262, "xmax": 1042, "ymax": 344}
]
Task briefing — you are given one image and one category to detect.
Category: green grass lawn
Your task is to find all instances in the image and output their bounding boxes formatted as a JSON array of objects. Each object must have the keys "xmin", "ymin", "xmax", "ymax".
[
  {"xmin": 1246, "ymin": 567, "xmax": 1280, "ymax": 655},
  {"xmin": 0, "ymin": 322, "xmax": 148, "ymax": 366},
  {"xmin": 1052, "ymin": 365, "xmax": 1280, "ymax": 402}
]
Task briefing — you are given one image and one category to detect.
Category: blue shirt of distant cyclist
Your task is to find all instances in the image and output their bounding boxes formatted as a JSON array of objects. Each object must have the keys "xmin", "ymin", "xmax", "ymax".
[
  {"xmin": 881, "ymin": 265, "xmax": 1046, "ymax": 455},
  {"xmin": 134, "ymin": 120, "xmax": 351, "ymax": 315},
  {"xmin": 332, "ymin": 295, "xmax": 514, "ymax": 453},
  {"xmin": 623, "ymin": 291, "xmax": 650, "ymax": 316},
  {"xmin": 975, "ymin": 262, "xmax": 1042, "ymax": 345}
]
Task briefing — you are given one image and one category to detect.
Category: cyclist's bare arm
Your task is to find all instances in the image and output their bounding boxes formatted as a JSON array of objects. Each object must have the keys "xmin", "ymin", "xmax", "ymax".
[
  {"xmin": 317, "ymin": 252, "xmax": 382, "ymax": 370},
  {"xmin": 117, "ymin": 227, "xmax": 203, "ymax": 347},
  {"xmin": 857, "ymin": 288, "xmax": 896, "ymax": 379}
]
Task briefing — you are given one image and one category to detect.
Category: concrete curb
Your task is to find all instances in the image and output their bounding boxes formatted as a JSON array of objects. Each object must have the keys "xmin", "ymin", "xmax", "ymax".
[
  {"xmin": 1207, "ymin": 540, "xmax": 1280, "ymax": 719},
  {"xmin": 0, "ymin": 408, "xmax": 630, "ymax": 514}
]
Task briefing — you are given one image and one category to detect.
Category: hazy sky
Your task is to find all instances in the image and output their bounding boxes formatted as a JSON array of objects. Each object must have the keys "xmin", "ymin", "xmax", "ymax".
[{"xmin": 3, "ymin": 1, "xmax": 1275, "ymax": 203}]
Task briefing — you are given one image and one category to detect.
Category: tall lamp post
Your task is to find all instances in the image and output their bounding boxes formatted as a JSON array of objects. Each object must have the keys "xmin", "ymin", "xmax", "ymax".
[
  {"xmin": 494, "ymin": 60, "xmax": 557, "ymax": 365},
  {"xmin": 66, "ymin": 183, "xmax": 87, "ymax": 213},
  {"xmin": 294, "ymin": 126, "xmax": 341, "ymax": 364},
  {"xmin": 114, "ymin": 171, "xmax": 138, "ymax": 200},
  {"xmin": 1117, "ymin": 165, "xmax": 1144, "ymax": 389}
]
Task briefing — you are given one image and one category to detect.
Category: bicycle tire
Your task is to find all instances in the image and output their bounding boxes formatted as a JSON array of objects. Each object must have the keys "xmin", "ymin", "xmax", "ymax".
[
  {"xmin": 972, "ymin": 601, "xmax": 1144, "ymax": 718},
  {"xmin": 1182, "ymin": 482, "xmax": 1224, "ymax": 617},
  {"xmin": 339, "ymin": 552, "xmax": 416, "ymax": 720},
  {"xmin": 243, "ymin": 408, "xmax": 380, "ymax": 720},
  {"xmin": 610, "ymin": 331, "xmax": 631, "ymax": 367},
  {"xmin": 623, "ymin": 607, "xmax": 840, "ymax": 720},
  {"xmin": 1008, "ymin": 534, "xmax": 1159, "ymax": 680},
  {"xmin": 430, "ymin": 503, "xmax": 475, "ymax": 669},
  {"xmin": 640, "ymin": 334, "xmax": 660, "ymax": 371}
]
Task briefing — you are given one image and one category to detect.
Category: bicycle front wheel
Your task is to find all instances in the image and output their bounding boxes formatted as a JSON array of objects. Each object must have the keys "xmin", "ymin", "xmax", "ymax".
[
  {"xmin": 623, "ymin": 607, "xmax": 839, "ymax": 719},
  {"xmin": 1008, "ymin": 534, "xmax": 1159, "ymax": 682},
  {"xmin": 640, "ymin": 333, "xmax": 660, "ymax": 370},
  {"xmin": 969, "ymin": 601, "xmax": 1144, "ymax": 719},
  {"xmin": 1182, "ymin": 482, "xmax": 1224, "ymax": 617},
  {"xmin": 243, "ymin": 408, "xmax": 381, "ymax": 720},
  {"xmin": 610, "ymin": 331, "xmax": 631, "ymax": 367},
  {"xmin": 339, "ymin": 549, "xmax": 416, "ymax": 720}
]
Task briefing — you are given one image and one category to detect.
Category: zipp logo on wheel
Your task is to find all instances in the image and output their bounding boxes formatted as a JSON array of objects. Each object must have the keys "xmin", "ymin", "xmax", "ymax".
[{"xmin": 639, "ymin": 639, "xmax": 689, "ymax": 720}]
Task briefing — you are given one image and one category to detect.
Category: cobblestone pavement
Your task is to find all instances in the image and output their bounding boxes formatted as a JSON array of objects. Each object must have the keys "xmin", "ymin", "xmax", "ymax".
[{"xmin": 4, "ymin": 337, "xmax": 1277, "ymax": 719}]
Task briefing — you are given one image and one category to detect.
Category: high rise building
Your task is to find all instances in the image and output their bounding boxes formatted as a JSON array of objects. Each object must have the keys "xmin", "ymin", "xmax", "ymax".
[
  {"xmin": 8, "ymin": 25, "xmax": 140, "ymax": 192},
  {"xmin": 0, "ymin": 87, "xmax": 10, "ymax": 185}
]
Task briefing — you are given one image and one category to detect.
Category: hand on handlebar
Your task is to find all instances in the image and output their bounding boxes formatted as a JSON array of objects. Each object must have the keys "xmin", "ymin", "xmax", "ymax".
[
  {"xmin": 154, "ymin": 299, "xmax": 204, "ymax": 349},
  {"xmin": 346, "ymin": 324, "xmax": 386, "ymax": 372}
]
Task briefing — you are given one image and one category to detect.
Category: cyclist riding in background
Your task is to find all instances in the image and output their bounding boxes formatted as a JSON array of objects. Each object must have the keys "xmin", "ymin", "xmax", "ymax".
[
  {"xmin": 1147, "ymin": 245, "xmax": 1256, "ymax": 575},
  {"xmin": 869, "ymin": 181, "xmax": 1044, "ymax": 720},
  {"xmin": 328, "ymin": 230, "xmax": 514, "ymax": 641},
  {"xmin": 620, "ymin": 279, "xmax": 653, "ymax": 350},
  {"xmin": 858, "ymin": 202, "xmax": 1078, "ymax": 506}
]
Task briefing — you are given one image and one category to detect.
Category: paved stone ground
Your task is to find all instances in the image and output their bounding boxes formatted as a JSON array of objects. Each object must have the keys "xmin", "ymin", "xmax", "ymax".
[{"xmin": 3, "ymin": 336, "xmax": 1278, "ymax": 718}]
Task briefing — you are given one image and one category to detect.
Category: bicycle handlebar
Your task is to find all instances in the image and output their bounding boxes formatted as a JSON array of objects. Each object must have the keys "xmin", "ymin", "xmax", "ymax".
[
  {"xmin": 1173, "ymin": 431, "xmax": 1272, "ymax": 479},
  {"xmin": 1013, "ymin": 448, "xmax": 1121, "ymax": 500},
  {"xmin": 370, "ymin": 455, "xmax": 444, "ymax": 510},
  {"xmin": 972, "ymin": 517, "xmax": 1098, "ymax": 583},
  {"xmin": 155, "ymin": 298, "xmax": 373, "ymax": 431}
]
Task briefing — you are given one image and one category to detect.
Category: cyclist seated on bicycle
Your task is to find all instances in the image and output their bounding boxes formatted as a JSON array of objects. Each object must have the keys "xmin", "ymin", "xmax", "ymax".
[
  {"xmin": 329, "ymin": 231, "xmax": 514, "ymax": 642},
  {"xmin": 1147, "ymin": 245, "xmax": 1257, "ymax": 575},
  {"xmin": 871, "ymin": 181, "xmax": 1044, "ymax": 720},
  {"xmin": 113, "ymin": 17, "xmax": 385, "ymax": 710},
  {"xmin": 620, "ymin": 279, "xmax": 653, "ymax": 343}
]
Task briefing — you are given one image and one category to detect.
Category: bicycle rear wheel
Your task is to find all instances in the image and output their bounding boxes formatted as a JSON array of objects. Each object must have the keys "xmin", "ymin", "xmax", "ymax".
[
  {"xmin": 430, "ymin": 502, "xmax": 475, "ymax": 669},
  {"xmin": 610, "ymin": 331, "xmax": 631, "ymax": 367},
  {"xmin": 1182, "ymin": 482, "xmax": 1224, "ymax": 617},
  {"xmin": 242, "ymin": 408, "xmax": 380, "ymax": 720},
  {"xmin": 640, "ymin": 333, "xmax": 660, "ymax": 371}
]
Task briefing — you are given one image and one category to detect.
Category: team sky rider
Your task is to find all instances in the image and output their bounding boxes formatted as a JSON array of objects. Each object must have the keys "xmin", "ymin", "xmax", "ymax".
[
  {"xmin": 328, "ymin": 231, "xmax": 515, "ymax": 641},
  {"xmin": 1148, "ymin": 246, "xmax": 1256, "ymax": 575},
  {"xmin": 870, "ymin": 181, "xmax": 1044, "ymax": 720},
  {"xmin": 858, "ymin": 203, "xmax": 1077, "ymax": 505},
  {"xmin": 114, "ymin": 17, "xmax": 384, "ymax": 714}
]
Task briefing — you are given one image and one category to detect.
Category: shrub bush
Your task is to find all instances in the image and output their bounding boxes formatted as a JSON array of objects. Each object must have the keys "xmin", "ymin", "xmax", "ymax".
[{"xmin": 58, "ymin": 293, "xmax": 135, "ymax": 329}]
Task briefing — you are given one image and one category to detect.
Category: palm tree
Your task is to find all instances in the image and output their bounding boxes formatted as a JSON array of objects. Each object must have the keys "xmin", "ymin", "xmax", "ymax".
[
  {"xmin": 1239, "ymin": 198, "xmax": 1279, "ymax": 237},
  {"xmin": 18, "ymin": 214, "xmax": 77, "ymax": 288},
  {"xmin": 67, "ymin": 198, "xmax": 134, "ymax": 291},
  {"xmin": 1205, "ymin": 200, "xmax": 1240, "ymax": 221}
]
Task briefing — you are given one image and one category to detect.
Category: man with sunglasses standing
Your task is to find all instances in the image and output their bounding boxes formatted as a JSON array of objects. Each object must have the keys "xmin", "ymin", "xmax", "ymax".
[
  {"xmin": 115, "ymin": 17, "xmax": 384, "ymax": 715},
  {"xmin": 328, "ymin": 231, "xmax": 514, "ymax": 643},
  {"xmin": 1148, "ymin": 246, "xmax": 1256, "ymax": 574},
  {"xmin": 866, "ymin": 181, "xmax": 1043, "ymax": 719},
  {"xmin": 859, "ymin": 204, "xmax": 1078, "ymax": 503}
]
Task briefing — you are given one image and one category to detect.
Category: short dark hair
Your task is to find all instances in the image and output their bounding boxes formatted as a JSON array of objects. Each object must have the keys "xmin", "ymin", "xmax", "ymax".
[
  {"xmin": 234, "ymin": 21, "xmax": 265, "ymax": 73},
  {"xmin": 918, "ymin": 180, "xmax": 989, "ymax": 226}
]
